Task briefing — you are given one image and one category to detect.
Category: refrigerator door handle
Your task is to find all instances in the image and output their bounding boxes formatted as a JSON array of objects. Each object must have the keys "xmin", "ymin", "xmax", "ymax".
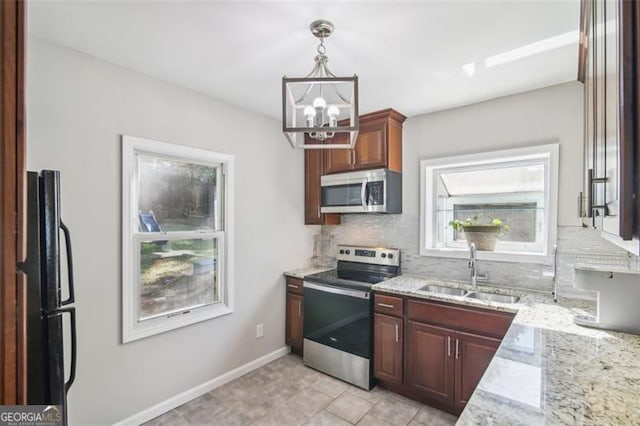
[
  {"xmin": 56, "ymin": 306, "xmax": 77, "ymax": 393},
  {"xmin": 60, "ymin": 221, "xmax": 75, "ymax": 306}
]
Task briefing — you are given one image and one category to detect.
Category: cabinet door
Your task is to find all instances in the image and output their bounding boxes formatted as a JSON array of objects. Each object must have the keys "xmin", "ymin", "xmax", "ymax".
[
  {"xmin": 285, "ymin": 293, "xmax": 304, "ymax": 353},
  {"xmin": 304, "ymin": 148, "xmax": 340, "ymax": 225},
  {"xmin": 406, "ymin": 321, "xmax": 455, "ymax": 404},
  {"xmin": 353, "ymin": 119, "xmax": 387, "ymax": 171},
  {"xmin": 373, "ymin": 314, "xmax": 403, "ymax": 384},
  {"xmin": 584, "ymin": 0, "xmax": 596, "ymax": 220},
  {"xmin": 593, "ymin": 0, "xmax": 607, "ymax": 229},
  {"xmin": 454, "ymin": 331, "xmax": 500, "ymax": 409},
  {"xmin": 323, "ymin": 134, "xmax": 353, "ymax": 174},
  {"xmin": 601, "ymin": 0, "xmax": 619, "ymax": 235}
]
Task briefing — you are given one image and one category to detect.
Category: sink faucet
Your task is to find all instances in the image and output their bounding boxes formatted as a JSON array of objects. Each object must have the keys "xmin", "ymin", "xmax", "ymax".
[{"xmin": 468, "ymin": 243, "xmax": 488, "ymax": 289}]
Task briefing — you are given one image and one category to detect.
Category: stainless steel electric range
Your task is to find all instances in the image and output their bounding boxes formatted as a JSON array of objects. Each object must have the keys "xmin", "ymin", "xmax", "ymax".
[{"xmin": 302, "ymin": 244, "xmax": 401, "ymax": 389}]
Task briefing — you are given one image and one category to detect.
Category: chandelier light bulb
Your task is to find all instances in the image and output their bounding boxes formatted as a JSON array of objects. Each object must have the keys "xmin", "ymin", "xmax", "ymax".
[
  {"xmin": 312, "ymin": 97, "xmax": 326, "ymax": 109},
  {"xmin": 304, "ymin": 106, "xmax": 316, "ymax": 117},
  {"xmin": 327, "ymin": 105, "xmax": 339, "ymax": 127},
  {"xmin": 304, "ymin": 106, "xmax": 316, "ymax": 127}
]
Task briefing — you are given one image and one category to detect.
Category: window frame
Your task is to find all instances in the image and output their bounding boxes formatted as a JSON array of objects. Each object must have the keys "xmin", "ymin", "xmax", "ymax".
[
  {"xmin": 419, "ymin": 143, "xmax": 559, "ymax": 263},
  {"xmin": 122, "ymin": 135, "xmax": 235, "ymax": 343}
]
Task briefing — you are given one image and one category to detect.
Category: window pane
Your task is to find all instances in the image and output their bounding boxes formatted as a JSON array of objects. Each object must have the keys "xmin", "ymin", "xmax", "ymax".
[
  {"xmin": 453, "ymin": 203, "xmax": 538, "ymax": 242},
  {"xmin": 440, "ymin": 164, "xmax": 544, "ymax": 195},
  {"xmin": 434, "ymin": 160, "xmax": 546, "ymax": 251},
  {"xmin": 137, "ymin": 155, "xmax": 219, "ymax": 232},
  {"xmin": 139, "ymin": 238, "xmax": 219, "ymax": 321}
]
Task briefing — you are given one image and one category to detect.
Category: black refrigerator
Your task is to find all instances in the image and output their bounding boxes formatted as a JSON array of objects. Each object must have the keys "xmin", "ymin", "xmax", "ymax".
[{"xmin": 18, "ymin": 170, "xmax": 77, "ymax": 425}]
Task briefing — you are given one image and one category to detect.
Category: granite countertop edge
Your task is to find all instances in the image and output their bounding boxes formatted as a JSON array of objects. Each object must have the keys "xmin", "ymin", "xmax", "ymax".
[{"xmin": 283, "ymin": 266, "xmax": 334, "ymax": 279}]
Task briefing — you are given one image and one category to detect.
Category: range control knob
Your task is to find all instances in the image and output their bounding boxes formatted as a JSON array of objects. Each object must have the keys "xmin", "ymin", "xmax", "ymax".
[
  {"xmin": 388, "ymin": 253, "xmax": 394, "ymax": 259},
  {"xmin": 345, "ymin": 250, "xmax": 351, "ymax": 255},
  {"xmin": 381, "ymin": 253, "xmax": 387, "ymax": 258},
  {"xmin": 339, "ymin": 249, "xmax": 345, "ymax": 254}
]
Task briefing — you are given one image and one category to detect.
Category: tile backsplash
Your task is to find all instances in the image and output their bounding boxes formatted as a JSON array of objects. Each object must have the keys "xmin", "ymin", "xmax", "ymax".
[{"xmin": 320, "ymin": 214, "xmax": 640, "ymax": 299}]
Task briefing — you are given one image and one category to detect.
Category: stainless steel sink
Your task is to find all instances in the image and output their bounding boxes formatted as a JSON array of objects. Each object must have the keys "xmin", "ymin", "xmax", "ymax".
[
  {"xmin": 465, "ymin": 291, "xmax": 520, "ymax": 303},
  {"xmin": 419, "ymin": 284, "xmax": 467, "ymax": 296}
]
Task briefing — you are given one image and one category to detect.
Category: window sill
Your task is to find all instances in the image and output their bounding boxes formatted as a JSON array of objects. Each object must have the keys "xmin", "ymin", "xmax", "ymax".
[
  {"xmin": 123, "ymin": 304, "xmax": 233, "ymax": 343},
  {"xmin": 420, "ymin": 248, "xmax": 546, "ymax": 264}
]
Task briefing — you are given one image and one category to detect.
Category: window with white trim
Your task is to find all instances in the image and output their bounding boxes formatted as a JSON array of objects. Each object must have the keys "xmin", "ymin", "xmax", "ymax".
[
  {"xmin": 122, "ymin": 135, "xmax": 234, "ymax": 343},
  {"xmin": 420, "ymin": 144, "xmax": 559, "ymax": 263}
]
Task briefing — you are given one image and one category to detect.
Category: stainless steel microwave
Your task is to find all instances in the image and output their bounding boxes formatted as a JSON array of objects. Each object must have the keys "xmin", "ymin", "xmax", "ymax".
[{"xmin": 320, "ymin": 168, "xmax": 402, "ymax": 214}]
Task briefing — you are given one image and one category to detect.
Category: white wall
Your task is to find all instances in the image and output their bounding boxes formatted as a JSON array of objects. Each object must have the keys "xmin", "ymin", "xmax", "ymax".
[
  {"xmin": 27, "ymin": 37, "xmax": 317, "ymax": 425},
  {"xmin": 403, "ymin": 81, "xmax": 584, "ymax": 225}
]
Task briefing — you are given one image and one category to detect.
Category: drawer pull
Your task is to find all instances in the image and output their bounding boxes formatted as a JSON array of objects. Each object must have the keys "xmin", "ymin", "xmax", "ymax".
[
  {"xmin": 377, "ymin": 303, "xmax": 395, "ymax": 309},
  {"xmin": 287, "ymin": 284, "xmax": 299, "ymax": 289}
]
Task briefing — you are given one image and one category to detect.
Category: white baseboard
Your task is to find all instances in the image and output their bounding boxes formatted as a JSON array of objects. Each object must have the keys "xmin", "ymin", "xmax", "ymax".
[{"xmin": 112, "ymin": 346, "xmax": 290, "ymax": 426}]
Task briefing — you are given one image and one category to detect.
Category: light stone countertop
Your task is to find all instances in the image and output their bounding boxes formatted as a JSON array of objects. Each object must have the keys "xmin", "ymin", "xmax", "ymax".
[
  {"xmin": 283, "ymin": 266, "xmax": 333, "ymax": 279},
  {"xmin": 373, "ymin": 274, "xmax": 640, "ymax": 425}
]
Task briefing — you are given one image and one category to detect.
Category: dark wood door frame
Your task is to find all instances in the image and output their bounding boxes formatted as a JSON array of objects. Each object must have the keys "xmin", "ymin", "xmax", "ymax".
[{"xmin": 1, "ymin": 0, "xmax": 26, "ymax": 404}]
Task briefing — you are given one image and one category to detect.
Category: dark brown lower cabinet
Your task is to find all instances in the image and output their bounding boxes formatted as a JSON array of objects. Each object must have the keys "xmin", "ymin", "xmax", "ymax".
[
  {"xmin": 285, "ymin": 277, "xmax": 304, "ymax": 354},
  {"xmin": 406, "ymin": 321, "xmax": 455, "ymax": 405},
  {"xmin": 373, "ymin": 292, "xmax": 514, "ymax": 415},
  {"xmin": 454, "ymin": 331, "xmax": 500, "ymax": 409},
  {"xmin": 373, "ymin": 314, "xmax": 403, "ymax": 384},
  {"xmin": 285, "ymin": 293, "xmax": 303, "ymax": 354}
]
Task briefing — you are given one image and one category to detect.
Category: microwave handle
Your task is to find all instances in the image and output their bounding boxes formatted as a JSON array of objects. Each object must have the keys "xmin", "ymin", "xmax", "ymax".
[{"xmin": 361, "ymin": 180, "xmax": 368, "ymax": 207}]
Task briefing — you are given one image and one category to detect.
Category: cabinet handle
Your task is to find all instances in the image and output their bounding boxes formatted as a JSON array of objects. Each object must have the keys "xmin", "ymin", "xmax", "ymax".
[
  {"xmin": 298, "ymin": 301, "xmax": 302, "ymax": 317},
  {"xmin": 353, "ymin": 150, "xmax": 357, "ymax": 164},
  {"xmin": 287, "ymin": 284, "xmax": 299, "ymax": 289},
  {"xmin": 447, "ymin": 336, "xmax": 451, "ymax": 357},
  {"xmin": 317, "ymin": 205, "xmax": 320, "ymax": 219},
  {"xmin": 395, "ymin": 324, "xmax": 399, "ymax": 343},
  {"xmin": 377, "ymin": 303, "xmax": 394, "ymax": 309},
  {"xmin": 455, "ymin": 339, "xmax": 460, "ymax": 360},
  {"xmin": 588, "ymin": 168, "xmax": 609, "ymax": 221}
]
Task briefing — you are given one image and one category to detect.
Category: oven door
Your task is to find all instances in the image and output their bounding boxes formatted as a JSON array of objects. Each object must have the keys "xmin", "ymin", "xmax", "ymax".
[{"xmin": 303, "ymin": 282, "xmax": 372, "ymax": 359}]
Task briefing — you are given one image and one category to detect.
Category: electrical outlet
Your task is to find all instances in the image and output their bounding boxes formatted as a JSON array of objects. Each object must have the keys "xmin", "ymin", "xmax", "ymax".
[{"xmin": 256, "ymin": 323, "xmax": 264, "ymax": 338}]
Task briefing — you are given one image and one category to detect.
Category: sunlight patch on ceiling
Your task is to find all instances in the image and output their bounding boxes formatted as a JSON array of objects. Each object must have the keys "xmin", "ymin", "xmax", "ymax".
[{"xmin": 485, "ymin": 30, "xmax": 579, "ymax": 68}]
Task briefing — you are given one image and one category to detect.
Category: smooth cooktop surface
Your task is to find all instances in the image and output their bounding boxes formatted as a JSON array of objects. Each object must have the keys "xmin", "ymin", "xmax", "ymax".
[{"xmin": 304, "ymin": 269, "xmax": 390, "ymax": 290}]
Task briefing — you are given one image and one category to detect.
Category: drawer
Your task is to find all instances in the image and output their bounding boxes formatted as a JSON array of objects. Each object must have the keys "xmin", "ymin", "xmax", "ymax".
[
  {"xmin": 374, "ymin": 293, "xmax": 404, "ymax": 317},
  {"xmin": 285, "ymin": 277, "xmax": 304, "ymax": 295},
  {"xmin": 407, "ymin": 298, "xmax": 514, "ymax": 339}
]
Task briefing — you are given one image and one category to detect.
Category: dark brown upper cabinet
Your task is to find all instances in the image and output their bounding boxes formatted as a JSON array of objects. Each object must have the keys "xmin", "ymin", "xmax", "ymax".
[
  {"xmin": 323, "ymin": 109, "xmax": 406, "ymax": 174},
  {"xmin": 581, "ymin": 0, "xmax": 639, "ymax": 253},
  {"xmin": 304, "ymin": 147, "xmax": 341, "ymax": 225}
]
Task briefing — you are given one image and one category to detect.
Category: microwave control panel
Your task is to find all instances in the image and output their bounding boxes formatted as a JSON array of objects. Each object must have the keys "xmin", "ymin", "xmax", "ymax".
[{"xmin": 367, "ymin": 181, "xmax": 384, "ymax": 205}]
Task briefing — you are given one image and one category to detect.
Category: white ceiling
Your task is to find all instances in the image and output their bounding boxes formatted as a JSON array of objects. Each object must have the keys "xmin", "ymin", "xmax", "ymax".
[{"xmin": 27, "ymin": 0, "xmax": 581, "ymax": 120}]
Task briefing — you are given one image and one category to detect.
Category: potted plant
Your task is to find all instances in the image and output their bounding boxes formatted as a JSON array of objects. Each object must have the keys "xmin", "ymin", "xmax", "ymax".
[{"xmin": 449, "ymin": 215, "xmax": 510, "ymax": 251}]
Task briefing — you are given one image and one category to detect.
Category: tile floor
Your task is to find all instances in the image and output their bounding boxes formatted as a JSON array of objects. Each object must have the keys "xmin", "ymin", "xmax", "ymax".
[{"xmin": 144, "ymin": 354, "xmax": 458, "ymax": 426}]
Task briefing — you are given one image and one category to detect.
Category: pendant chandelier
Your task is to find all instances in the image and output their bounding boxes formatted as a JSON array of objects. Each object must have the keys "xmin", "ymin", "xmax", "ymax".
[{"xmin": 282, "ymin": 19, "xmax": 359, "ymax": 149}]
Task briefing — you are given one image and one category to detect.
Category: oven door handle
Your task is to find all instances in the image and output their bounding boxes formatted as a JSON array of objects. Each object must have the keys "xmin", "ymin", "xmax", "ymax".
[{"xmin": 304, "ymin": 282, "xmax": 370, "ymax": 300}]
